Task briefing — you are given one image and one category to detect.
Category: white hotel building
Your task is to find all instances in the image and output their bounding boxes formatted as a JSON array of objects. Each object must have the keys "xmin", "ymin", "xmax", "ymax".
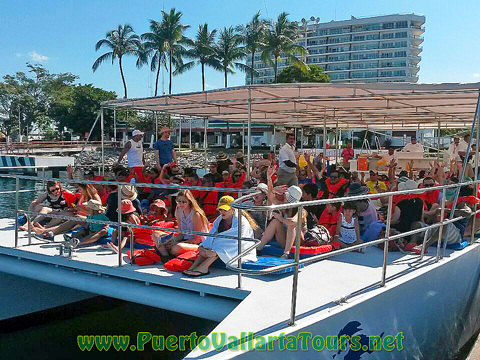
[{"xmin": 246, "ymin": 13, "xmax": 425, "ymax": 84}]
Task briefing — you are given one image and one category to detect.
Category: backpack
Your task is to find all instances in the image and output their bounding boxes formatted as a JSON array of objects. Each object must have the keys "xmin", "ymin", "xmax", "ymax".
[{"xmin": 163, "ymin": 251, "xmax": 199, "ymax": 272}]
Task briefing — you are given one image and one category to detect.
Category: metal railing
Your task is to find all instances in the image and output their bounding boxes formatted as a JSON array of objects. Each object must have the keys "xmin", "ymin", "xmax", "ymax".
[
  {"xmin": 3, "ymin": 173, "xmax": 480, "ymax": 327},
  {"xmin": 229, "ymin": 179, "xmax": 480, "ymax": 325}
]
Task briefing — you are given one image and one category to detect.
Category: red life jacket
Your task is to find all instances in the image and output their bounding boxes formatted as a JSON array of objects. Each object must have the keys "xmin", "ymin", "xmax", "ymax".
[
  {"xmin": 199, "ymin": 190, "xmax": 218, "ymax": 219},
  {"xmin": 163, "ymin": 250, "xmax": 200, "ymax": 272},
  {"xmin": 447, "ymin": 196, "xmax": 480, "ymax": 218},
  {"xmin": 325, "ymin": 178, "xmax": 348, "ymax": 198},
  {"xmin": 318, "ymin": 208, "xmax": 341, "ymax": 236}
]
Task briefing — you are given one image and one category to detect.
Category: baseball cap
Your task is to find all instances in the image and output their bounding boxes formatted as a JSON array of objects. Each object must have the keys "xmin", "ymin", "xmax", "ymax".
[
  {"xmin": 217, "ymin": 196, "xmax": 235, "ymax": 211},
  {"xmin": 132, "ymin": 130, "xmax": 144, "ymax": 136}
]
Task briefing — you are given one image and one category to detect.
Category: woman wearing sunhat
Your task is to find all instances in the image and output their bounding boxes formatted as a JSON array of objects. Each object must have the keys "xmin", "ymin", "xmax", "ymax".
[
  {"xmin": 109, "ymin": 199, "xmax": 141, "ymax": 252},
  {"xmin": 256, "ymin": 185, "xmax": 307, "ymax": 259},
  {"xmin": 154, "ymin": 127, "xmax": 177, "ymax": 169},
  {"xmin": 182, "ymin": 196, "xmax": 258, "ymax": 277}
]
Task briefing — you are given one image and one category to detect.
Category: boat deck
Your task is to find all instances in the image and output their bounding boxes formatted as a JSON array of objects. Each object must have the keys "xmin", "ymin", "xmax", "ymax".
[{"xmin": 0, "ymin": 217, "xmax": 462, "ymax": 339}]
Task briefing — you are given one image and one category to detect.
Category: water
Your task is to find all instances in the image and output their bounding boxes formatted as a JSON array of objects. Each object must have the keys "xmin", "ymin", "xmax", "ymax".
[
  {"xmin": 0, "ymin": 296, "xmax": 217, "ymax": 358},
  {"xmin": 0, "ymin": 177, "xmax": 47, "ymax": 218}
]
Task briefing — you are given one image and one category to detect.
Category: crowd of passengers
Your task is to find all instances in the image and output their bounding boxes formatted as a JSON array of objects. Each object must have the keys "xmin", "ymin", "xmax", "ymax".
[{"xmin": 18, "ymin": 131, "xmax": 480, "ymax": 277}]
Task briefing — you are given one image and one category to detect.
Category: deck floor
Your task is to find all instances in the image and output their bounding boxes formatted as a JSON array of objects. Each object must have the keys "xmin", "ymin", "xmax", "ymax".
[{"xmin": 0, "ymin": 217, "xmax": 459, "ymax": 342}]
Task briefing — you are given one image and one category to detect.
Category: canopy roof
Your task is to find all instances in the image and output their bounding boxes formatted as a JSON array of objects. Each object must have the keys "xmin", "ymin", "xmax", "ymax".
[{"xmin": 102, "ymin": 82, "xmax": 480, "ymax": 129}]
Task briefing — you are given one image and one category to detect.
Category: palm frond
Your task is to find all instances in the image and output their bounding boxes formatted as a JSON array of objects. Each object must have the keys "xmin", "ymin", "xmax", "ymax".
[{"xmin": 92, "ymin": 52, "xmax": 113, "ymax": 72}]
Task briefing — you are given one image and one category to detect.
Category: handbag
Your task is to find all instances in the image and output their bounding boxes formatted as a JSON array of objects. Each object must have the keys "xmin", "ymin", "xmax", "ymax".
[{"xmin": 303, "ymin": 225, "xmax": 331, "ymax": 247}]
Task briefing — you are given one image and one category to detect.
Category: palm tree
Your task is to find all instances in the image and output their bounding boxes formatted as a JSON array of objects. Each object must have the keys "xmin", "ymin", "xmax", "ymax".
[
  {"xmin": 92, "ymin": 24, "xmax": 144, "ymax": 98},
  {"xmin": 175, "ymin": 24, "xmax": 219, "ymax": 91},
  {"xmin": 214, "ymin": 26, "xmax": 252, "ymax": 88},
  {"xmin": 142, "ymin": 20, "xmax": 168, "ymax": 96},
  {"xmin": 261, "ymin": 12, "xmax": 307, "ymax": 83},
  {"xmin": 236, "ymin": 11, "xmax": 266, "ymax": 85},
  {"xmin": 159, "ymin": 8, "xmax": 190, "ymax": 94}
]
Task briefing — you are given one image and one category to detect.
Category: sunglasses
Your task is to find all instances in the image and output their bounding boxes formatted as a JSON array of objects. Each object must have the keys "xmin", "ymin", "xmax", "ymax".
[
  {"xmin": 424, "ymin": 183, "xmax": 435, "ymax": 187},
  {"xmin": 330, "ymin": 176, "xmax": 338, "ymax": 179},
  {"xmin": 49, "ymin": 187, "xmax": 60, "ymax": 193}
]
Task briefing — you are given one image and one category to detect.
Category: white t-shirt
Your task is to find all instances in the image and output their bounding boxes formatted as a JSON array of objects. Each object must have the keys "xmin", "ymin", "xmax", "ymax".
[
  {"xmin": 278, "ymin": 143, "xmax": 296, "ymax": 173},
  {"xmin": 381, "ymin": 153, "xmax": 398, "ymax": 166},
  {"xmin": 447, "ymin": 142, "xmax": 461, "ymax": 162},
  {"xmin": 457, "ymin": 140, "xmax": 468, "ymax": 158},
  {"xmin": 403, "ymin": 142, "xmax": 424, "ymax": 152}
]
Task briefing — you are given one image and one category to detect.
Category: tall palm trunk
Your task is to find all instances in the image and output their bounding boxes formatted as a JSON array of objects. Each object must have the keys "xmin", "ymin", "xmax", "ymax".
[
  {"xmin": 201, "ymin": 62, "xmax": 205, "ymax": 91},
  {"xmin": 168, "ymin": 51, "xmax": 173, "ymax": 94},
  {"xmin": 250, "ymin": 50, "xmax": 255, "ymax": 84},
  {"xmin": 119, "ymin": 56, "xmax": 128, "ymax": 98},
  {"xmin": 154, "ymin": 56, "xmax": 161, "ymax": 96},
  {"xmin": 224, "ymin": 67, "xmax": 228, "ymax": 88},
  {"xmin": 274, "ymin": 56, "xmax": 278, "ymax": 83}
]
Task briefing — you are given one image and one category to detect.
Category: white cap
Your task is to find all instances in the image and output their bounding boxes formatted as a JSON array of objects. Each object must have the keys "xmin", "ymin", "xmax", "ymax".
[
  {"xmin": 132, "ymin": 130, "xmax": 144, "ymax": 137},
  {"xmin": 286, "ymin": 185, "xmax": 302, "ymax": 203},
  {"xmin": 399, "ymin": 179, "xmax": 418, "ymax": 191}
]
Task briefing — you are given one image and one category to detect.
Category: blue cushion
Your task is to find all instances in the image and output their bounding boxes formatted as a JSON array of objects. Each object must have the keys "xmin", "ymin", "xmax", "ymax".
[
  {"xmin": 242, "ymin": 256, "xmax": 304, "ymax": 275},
  {"xmin": 432, "ymin": 240, "xmax": 469, "ymax": 250},
  {"xmin": 261, "ymin": 242, "xmax": 285, "ymax": 257}
]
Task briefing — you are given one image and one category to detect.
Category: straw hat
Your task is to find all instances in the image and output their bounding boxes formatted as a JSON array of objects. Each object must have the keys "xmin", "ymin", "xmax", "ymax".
[
  {"xmin": 235, "ymin": 151, "xmax": 244, "ymax": 159},
  {"xmin": 120, "ymin": 185, "xmax": 137, "ymax": 201},
  {"xmin": 160, "ymin": 127, "xmax": 170, "ymax": 134},
  {"xmin": 285, "ymin": 186, "xmax": 302, "ymax": 204},
  {"xmin": 86, "ymin": 199, "xmax": 105, "ymax": 212},
  {"xmin": 118, "ymin": 199, "xmax": 136, "ymax": 214},
  {"xmin": 217, "ymin": 196, "xmax": 235, "ymax": 211},
  {"xmin": 216, "ymin": 152, "xmax": 228, "ymax": 161}
]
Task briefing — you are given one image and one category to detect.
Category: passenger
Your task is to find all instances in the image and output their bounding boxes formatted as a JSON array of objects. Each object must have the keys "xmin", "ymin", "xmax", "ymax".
[
  {"xmin": 20, "ymin": 181, "xmax": 76, "ymax": 230},
  {"xmin": 154, "ymin": 127, "xmax": 177, "ymax": 169},
  {"xmin": 116, "ymin": 129, "xmax": 145, "ymax": 180},
  {"xmin": 63, "ymin": 199, "xmax": 111, "ymax": 248},
  {"xmin": 153, "ymin": 190, "xmax": 209, "ymax": 260},
  {"xmin": 257, "ymin": 185, "xmax": 306, "ymax": 259},
  {"xmin": 402, "ymin": 136, "xmax": 424, "ymax": 153},
  {"xmin": 365, "ymin": 170, "xmax": 387, "ymax": 194},
  {"xmin": 301, "ymin": 182, "xmax": 324, "ymax": 228},
  {"xmin": 105, "ymin": 185, "xmax": 142, "ymax": 222},
  {"xmin": 334, "ymin": 201, "xmax": 363, "ymax": 251},
  {"xmin": 244, "ymin": 183, "xmax": 268, "ymax": 238},
  {"xmin": 324, "ymin": 169, "xmax": 349, "ymax": 197},
  {"xmin": 348, "ymin": 183, "xmax": 378, "ymax": 236},
  {"xmin": 216, "ymin": 152, "xmax": 233, "ymax": 174},
  {"xmin": 198, "ymin": 174, "xmax": 219, "ymax": 221},
  {"xmin": 207, "ymin": 162, "xmax": 223, "ymax": 184},
  {"xmin": 182, "ymin": 196, "xmax": 258, "ymax": 277},
  {"xmin": 318, "ymin": 202, "xmax": 341, "ymax": 237},
  {"xmin": 32, "ymin": 183, "xmax": 101, "ymax": 241},
  {"xmin": 420, "ymin": 177, "xmax": 440, "ymax": 224},
  {"xmin": 109, "ymin": 199, "xmax": 141, "ymax": 252},
  {"xmin": 341, "ymin": 141, "xmax": 354, "ymax": 169},
  {"xmin": 277, "ymin": 133, "xmax": 299, "ymax": 186}
]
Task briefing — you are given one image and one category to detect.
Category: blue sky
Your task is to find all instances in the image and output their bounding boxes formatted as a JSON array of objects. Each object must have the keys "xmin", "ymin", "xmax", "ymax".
[{"xmin": 1, "ymin": 0, "xmax": 479, "ymax": 99}]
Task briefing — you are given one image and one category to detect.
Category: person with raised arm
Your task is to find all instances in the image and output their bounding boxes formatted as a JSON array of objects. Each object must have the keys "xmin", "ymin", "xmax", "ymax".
[{"xmin": 154, "ymin": 127, "xmax": 177, "ymax": 170}]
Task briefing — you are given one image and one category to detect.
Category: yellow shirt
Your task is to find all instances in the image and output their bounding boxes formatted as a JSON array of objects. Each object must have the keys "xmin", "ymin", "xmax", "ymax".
[{"xmin": 365, "ymin": 180, "xmax": 386, "ymax": 194}]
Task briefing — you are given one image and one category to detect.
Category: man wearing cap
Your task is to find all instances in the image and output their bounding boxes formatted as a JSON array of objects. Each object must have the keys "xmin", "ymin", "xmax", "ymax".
[
  {"xmin": 402, "ymin": 136, "xmax": 424, "ymax": 153},
  {"xmin": 154, "ymin": 127, "xmax": 177, "ymax": 170},
  {"xmin": 117, "ymin": 130, "xmax": 145, "ymax": 179},
  {"xmin": 278, "ymin": 133, "xmax": 299, "ymax": 186}
]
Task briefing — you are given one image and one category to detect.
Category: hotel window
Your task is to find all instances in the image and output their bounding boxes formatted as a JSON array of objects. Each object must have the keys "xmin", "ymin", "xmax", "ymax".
[
  {"xmin": 383, "ymin": 22, "xmax": 395, "ymax": 29},
  {"xmin": 396, "ymin": 21, "xmax": 408, "ymax": 28},
  {"xmin": 382, "ymin": 33, "xmax": 394, "ymax": 39},
  {"xmin": 395, "ymin": 31, "xmax": 407, "ymax": 38},
  {"xmin": 394, "ymin": 51, "xmax": 407, "ymax": 57},
  {"xmin": 366, "ymin": 34, "xmax": 380, "ymax": 40}
]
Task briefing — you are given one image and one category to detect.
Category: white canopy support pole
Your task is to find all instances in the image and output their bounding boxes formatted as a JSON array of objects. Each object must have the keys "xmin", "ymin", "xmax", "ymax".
[
  {"xmin": 273, "ymin": 124, "xmax": 276, "ymax": 155},
  {"xmin": 335, "ymin": 122, "xmax": 339, "ymax": 164},
  {"xmin": 204, "ymin": 118, "xmax": 208, "ymax": 171},
  {"xmin": 472, "ymin": 115, "xmax": 480, "ymax": 245},
  {"xmin": 300, "ymin": 126, "xmax": 304, "ymax": 152},
  {"xmin": 178, "ymin": 118, "xmax": 182, "ymax": 150},
  {"xmin": 113, "ymin": 109, "xmax": 117, "ymax": 142},
  {"xmin": 101, "ymin": 108, "xmax": 105, "ymax": 175},
  {"xmin": 437, "ymin": 121, "xmax": 441, "ymax": 161},
  {"xmin": 247, "ymin": 88, "xmax": 252, "ymax": 179},
  {"xmin": 323, "ymin": 117, "xmax": 327, "ymax": 158},
  {"xmin": 155, "ymin": 111, "xmax": 158, "ymax": 142},
  {"xmin": 242, "ymin": 120, "xmax": 245, "ymax": 155},
  {"xmin": 189, "ymin": 118, "xmax": 192, "ymax": 149}
]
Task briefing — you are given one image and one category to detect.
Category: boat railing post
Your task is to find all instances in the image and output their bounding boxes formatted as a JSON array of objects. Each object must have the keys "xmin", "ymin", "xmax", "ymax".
[
  {"xmin": 237, "ymin": 204, "xmax": 243, "ymax": 289},
  {"xmin": 289, "ymin": 204, "xmax": 303, "ymax": 326},
  {"xmin": 14, "ymin": 177, "xmax": 19, "ymax": 248},
  {"xmin": 471, "ymin": 203, "xmax": 477, "ymax": 245},
  {"xmin": 381, "ymin": 194, "xmax": 393, "ymax": 286},
  {"xmin": 117, "ymin": 184, "xmax": 123, "ymax": 267},
  {"xmin": 436, "ymin": 188, "xmax": 447, "ymax": 262}
]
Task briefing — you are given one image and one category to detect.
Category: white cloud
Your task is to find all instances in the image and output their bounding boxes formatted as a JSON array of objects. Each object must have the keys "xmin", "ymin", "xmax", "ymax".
[
  {"xmin": 16, "ymin": 53, "xmax": 23, "ymax": 57},
  {"xmin": 474, "ymin": 73, "xmax": 480, "ymax": 78},
  {"xmin": 28, "ymin": 51, "xmax": 49, "ymax": 62},
  {"xmin": 205, "ymin": 83, "xmax": 215, "ymax": 90}
]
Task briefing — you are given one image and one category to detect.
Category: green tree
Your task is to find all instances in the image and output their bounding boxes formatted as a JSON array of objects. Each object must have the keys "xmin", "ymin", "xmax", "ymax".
[
  {"xmin": 92, "ymin": 24, "xmax": 145, "ymax": 99},
  {"xmin": 176, "ymin": 24, "xmax": 219, "ymax": 91},
  {"xmin": 214, "ymin": 26, "xmax": 252, "ymax": 88},
  {"xmin": 0, "ymin": 64, "xmax": 77, "ymax": 138},
  {"xmin": 49, "ymin": 84, "xmax": 116, "ymax": 139},
  {"xmin": 236, "ymin": 11, "xmax": 265, "ymax": 84},
  {"xmin": 277, "ymin": 64, "xmax": 330, "ymax": 83},
  {"xmin": 158, "ymin": 8, "xmax": 190, "ymax": 94},
  {"xmin": 261, "ymin": 12, "xmax": 306, "ymax": 83}
]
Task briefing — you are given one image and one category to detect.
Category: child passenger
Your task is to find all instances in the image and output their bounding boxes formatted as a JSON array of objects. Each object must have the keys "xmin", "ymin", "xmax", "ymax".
[{"xmin": 334, "ymin": 201, "xmax": 363, "ymax": 251}]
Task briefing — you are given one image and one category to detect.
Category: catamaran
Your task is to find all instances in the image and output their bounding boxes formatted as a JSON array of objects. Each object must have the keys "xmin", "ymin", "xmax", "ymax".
[{"xmin": 1, "ymin": 83, "xmax": 480, "ymax": 359}]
